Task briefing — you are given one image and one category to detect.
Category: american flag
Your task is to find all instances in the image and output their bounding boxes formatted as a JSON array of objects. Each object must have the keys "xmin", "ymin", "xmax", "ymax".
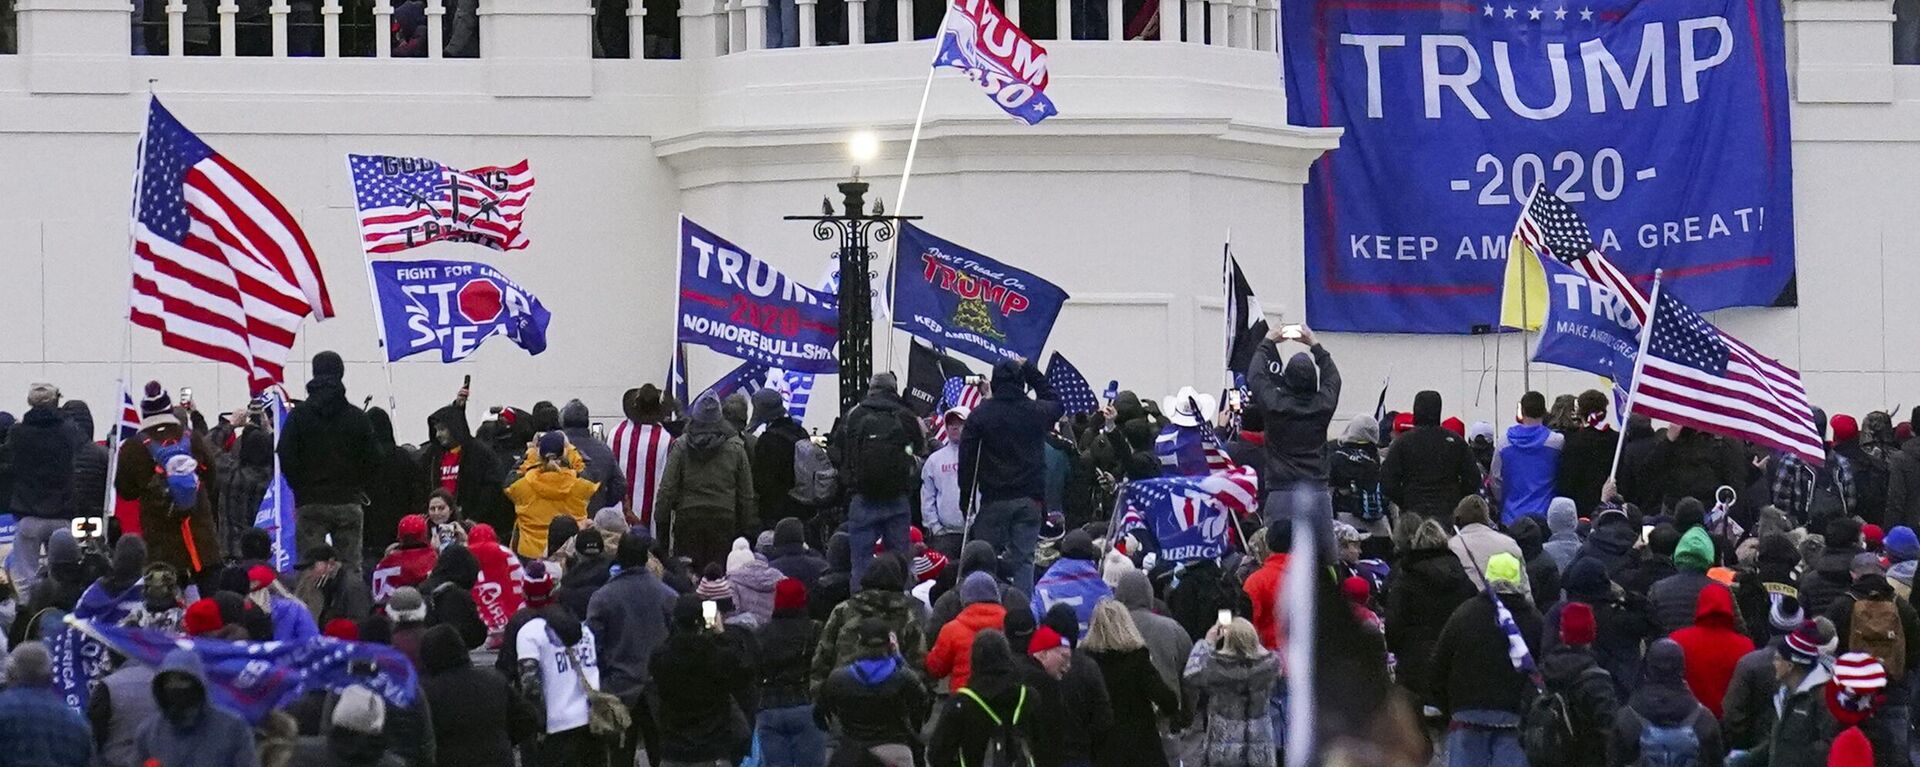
[
  {"xmin": 1513, "ymin": 186, "xmax": 1649, "ymax": 323},
  {"xmin": 767, "ymin": 369, "xmax": 816, "ymax": 422},
  {"xmin": 132, "ymin": 98, "xmax": 334, "ymax": 394},
  {"xmin": 349, "ymin": 154, "xmax": 533, "ymax": 254},
  {"xmin": 931, "ymin": 376, "xmax": 984, "ymax": 443},
  {"xmin": 117, "ymin": 387, "xmax": 140, "ymax": 440},
  {"xmin": 669, "ymin": 342, "xmax": 689, "ymax": 407},
  {"xmin": 1632, "ymin": 285, "xmax": 1824, "ymax": 465},
  {"xmin": 698, "ymin": 360, "xmax": 772, "ymax": 404},
  {"xmin": 1155, "ymin": 424, "xmax": 1236, "ymax": 476},
  {"xmin": 1045, "ymin": 352, "xmax": 1099, "ymax": 415}
]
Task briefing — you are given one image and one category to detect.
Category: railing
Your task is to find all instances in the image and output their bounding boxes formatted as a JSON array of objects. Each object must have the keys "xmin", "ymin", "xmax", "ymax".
[{"xmin": 127, "ymin": 0, "xmax": 475, "ymax": 57}]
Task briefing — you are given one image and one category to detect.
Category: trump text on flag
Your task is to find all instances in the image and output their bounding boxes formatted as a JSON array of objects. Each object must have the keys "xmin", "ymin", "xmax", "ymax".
[
  {"xmin": 891, "ymin": 224, "xmax": 1068, "ymax": 364},
  {"xmin": 1283, "ymin": 0, "xmax": 1795, "ymax": 333},
  {"xmin": 934, "ymin": 0, "xmax": 1057, "ymax": 124},
  {"xmin": 677, "ymin": 217, "xmax": 840, "ymax": 373}
]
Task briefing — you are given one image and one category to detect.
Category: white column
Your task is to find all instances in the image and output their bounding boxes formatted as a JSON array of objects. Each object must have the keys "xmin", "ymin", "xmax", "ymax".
[
  {"xmin": 218, "ymin": 0, "xmax": 237, "ymax": 55},
  {"xmin": 679, "ymin": 0, "xmax": 725, "ymax": 57},
  {"xmin": 1788, "ymin": 0, "xmax": 1897, "ymax": 103},
  {"xmin": 797, "ymin": 0, "xmax": 816, "ymax": 46},
  {"xmin": 1055, "ymin": 0, "xmax": 1069, "ymax": 39},
  {"xmin": 1106, "ymin": 0, "xmax": 1120, "ymax": 38},
  {"xmin": 1206, "ymin": 0, "xmax": 1225, "ymax": 46},
  {"xmin": 1181, "ymin": 0, "xmax": 1201, "ymax": 42},
  {"xmin": 1006, "ymin": 0, "xmax": 1018, "ymax": 25},
  {"xmin": 14, "ymin": 0, "xmax": 132, "ymax": 92},
  {"xmin": 322, "ymin": 0, "xmax": 341, "ymax": 56},
  {"xmin": 847, "ymin": 0, "xmax": 864, "ymax": 44},
  {"xmin": 896, "ymin": 0, "xmax": 911, "ymax": 40},
  {"xmin": 628, "ymin": 0, "xmax": 647, "ymax": 57},
  {"xmin": 1227, "ymin": 0, "xmax": 1249, "ymax": 47},
  {"xmin": 744, "ymin": 0, "xmax": 767, "ymax": 50},
  {"xmin": 726, "ymin": 0, "xmax": 744, "ymax": 52},
  {"xmin": 374, "ymin": 0, "xmax": 392, "ymax": 56},
  {"xmin": 481, "ymin": 0, "xmax": 594, "ymax": 94},
  {"xmin": 426, "ymin": 0, "xmax": 445, "ymax": 57},
  {"xmin": 1253, "ymin": 0, "xmax": 1273, "ymax": 50},
  {"xmin": 270, "ymin": 0, "xmax": 289, "ymax": 55}
]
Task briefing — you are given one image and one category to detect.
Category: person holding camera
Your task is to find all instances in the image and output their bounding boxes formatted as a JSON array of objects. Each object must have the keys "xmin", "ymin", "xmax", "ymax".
[
  {"xmin": 1245, "ymin": 325, "xmax": 1341, "ymax": 526},
  {"xmin": 280, "ymin": 351, "xmax": 379, "ymax": 578},
  {"xmin": 4, "ymin": 383, "xmax": 78, "ymax": 591}
]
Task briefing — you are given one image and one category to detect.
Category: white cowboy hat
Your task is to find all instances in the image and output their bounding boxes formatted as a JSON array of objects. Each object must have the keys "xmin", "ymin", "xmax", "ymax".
[{"xmin": 1161, "ymin": 386, "xmax": 1218, "ymax": 428}]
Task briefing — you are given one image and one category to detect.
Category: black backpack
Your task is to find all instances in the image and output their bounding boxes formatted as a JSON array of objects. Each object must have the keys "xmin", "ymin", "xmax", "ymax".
[
  {"xmin": 1520, "ymin": 668, "xmax": 1608, "ymax": 765},
  {"xmin": 851, "ymin": 408, "xmax": 917, "ymax": 500},
  {"xmin": 958, "ymin": 687, "xmax": 1034, "ymax": 767},
  {"xmin": 1328, "ymin": 443, "xmax": 1384, "ymax": 521}
]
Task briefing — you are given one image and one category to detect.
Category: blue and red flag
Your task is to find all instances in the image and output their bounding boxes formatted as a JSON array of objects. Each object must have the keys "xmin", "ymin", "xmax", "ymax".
[
  {"xmin": 932, "ymin": 0, "xmax": 1057, "ymax": 125},
  {"xmin": 1117, "ymin": 467, "xmax": 1258, "ymax": 561},
  {"xmin": 254, "ymin": 387, "xmax": 296, "ymax": 572}
]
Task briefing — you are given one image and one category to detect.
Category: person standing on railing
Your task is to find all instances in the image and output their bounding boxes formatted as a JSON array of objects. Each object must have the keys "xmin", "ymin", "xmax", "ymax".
[
  {"xmin": 767, "ymin": 0, "xmax": 799, "ymax": 48},
  {"xmin": 444, "ymin": 0, "xmax": 479, "ymax": 57}
]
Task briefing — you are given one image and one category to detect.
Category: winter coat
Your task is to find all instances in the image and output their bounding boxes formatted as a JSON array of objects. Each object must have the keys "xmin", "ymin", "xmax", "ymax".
[
  {"xmin": 753, "ymin": 417, "xmax": 810, "ymax": 530},
  {"xmin": 1538, "ymin": 645, "xmax": 1618, "ymax": 767},
  {"xmin": 1721, "ymin": 646, "xmax": 1779, "ymax": 750},
  {"xmin": 292, "ymin": 565, "xmax": 372, "ymax": 626},
  {"xmin": 811, "ymin": 588, "xmax": 929, "ymax": 691},
  {"xmin": 1800, "ymin": 547, "xmax": 1864, "ymax": 618},
  {"xmin": 135, "ymin": 649, "xmax": 257, "ymax": 767},
  {"xmin": 213, "ymin": 445, "xmax": 273, "ymax": 559},
  {"xmin": 1116, "ymin": 569, "xmax": 1196, "ymax": 694},
  {"xmin": 1543, "ymin": 559, "xmax": 1657, "ymax": 699},
  {"xmin": 755, "ymin": 609, "xmax": 819, "ymax": 710},
  {"xmin": 555, "ymin": 554, "xmax": 613, "ymax": 622},
  {"xmin": 1385, "ymin": 547, "xmax": 1477, "ymax": 701},
  {"xmin": 764, "ymin": 521, "xmax": 829, "ymax": 586},
  {"xmin": 361, "ymin": 408, "xmax": 420, "ymax": 556},
  {"xmin": 585, "ymin": 566, "xmax": 674, "ymax": 701},
  {"xmin": 5, "ymin": 405, "xmax": 77, "ymax": 519},
  {"xmin": 1089, "ymin": 646, "xmax": 1180, "ymax": 767},
  {"xmin": 1493, "ymin": 422, "xmax": 1564, "ymax": 523},
  {"xmin": 62, "ymin": 400, "xmax": 110, "ymax": 520},
  {"xmin": 561, "ymin": 419, "xmax": 626, "ymax": 514},
  {"xmin": 1449, "ymin": 523, "xmax": 1530, "ymax": 602},
  {"xmin": 114, "ymin": 423, "xmax": 223, "ymax": 576},
  {"xmin": 1031, "ymin": 550, "xmax": 1111, "ymax": 636},
  {"xmin": 1613, "ymin": 420, "xmax": 1663, "ymax": 510},
  {"xmin": 504, "ymin": 462, "xmax": 597, "ymax": 559},
  {"xmin": 1165, "ymin": 560, "xmax": 1247, "ymax": 642},
  {"xmin": 1428, "ymin": 590, "xmax": 1541, "ymax": 716},
  {"xmin": 833, "ymin": 390, "xmax": 927, "ymax": 501},
  {"xmin": 421, "ymin": 624, "xmax": 522, "ymax": 767},
  {"xmin": 1750, "ymin": 664, "xmax": 1836, "ymax": 767},
  {"xmin": 1822, "ymin": 574, "xmax": 1920, "ymax": 692},
  {"xmin": 279, "ymin": 375, "xmax": 377, "ymax": 505},
  {"xmin": 1544, "ymin": 501, "xmax": 1582, "ymax": 572},
  {"xmin": 1182, "ymin": 642, "xmax": 1278, "ymax": 767},
  {"xmin": 1246, "ymin": 340, "xmax": 1341, "ymax": 485},
  {"xmin": 419, "ymin": 405, "xmax": 510, "ymax": 534},
  {"xmin": 1570, "ymin": 514, "xmax": 1642, "ymax": 583},
  {"xmin": 927, "ymin": 602, "xmax": 1007, "ymax": 690},
  {"xmin": 928, "ymin": 674, "xmax": 1038, "ymax": 767},
  {"xmin": 1645, "ymin": 430, "xmax": 1745, "ymax": 511},
  {"xmin": 1606, "ymin": 641, "xmax": 1724, "ymax": 767},
  {"xmin": 1380, "ymin": 395, "xmax": 1480, "ymax": 518},
  {"xmin": 1648, "ymin": 530, "xmax": 1721, "ymax": 635},
  {"xmin": 369, "ymin": 542, "xmax": 435, "ymax": 605},
  {"xmin": 730, "ymin": 556, "xmax": 784, "ymax": 624},
  {"xmin": 425, "ymin": 546, "xmax": 486, "ymax": 649},
  {"xmin": 813, "ymin": 656, "xmax": 931, "ymax": 749},
  {"xmin": 1509, "ymin": 517, "xmax": 1564, "ymax": 606},
  {"xmin": 1243, "ymin": 553, "xmax": 1289, "ymax": 651},
  {"xmin": 650, "ymin": 630, "xmax": 752, "ymax": 763},
  {"xmin": 657, "ymin": 414, "xmax": 755, "ymax": 533},
  {"xmin": 1555, "ymin": 425, "xmax": 1618, "ymax": 515},
  {"xmin": 959, "ymin": 361, "xmax": 1063, "ymax": 506},
  {"xmin": 463, "ymin": 525, "xmax": 523, "ymax": 645},
  {"xmin": 1889, "ymin": 439, "xmax": 1920, "ymax": 529},
  {"xmin": 1667, "ymin": 582, "xmax": 1754, "ymax": 718},
  {"xmin": 89, "ymin": 660, "xmax": 160, "ymax": 767}
]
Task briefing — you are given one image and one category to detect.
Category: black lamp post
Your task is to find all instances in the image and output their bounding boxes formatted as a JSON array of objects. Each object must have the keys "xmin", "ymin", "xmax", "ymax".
[{"xmin": 785, "ymin": 171, "xmax": 920, "ymax": 414}]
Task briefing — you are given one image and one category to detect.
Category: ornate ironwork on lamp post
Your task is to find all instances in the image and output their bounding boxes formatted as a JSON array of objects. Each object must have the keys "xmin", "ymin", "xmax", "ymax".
[{"xmin": 786, "ymin": 174, "xmax": 921, "ymax": 414}]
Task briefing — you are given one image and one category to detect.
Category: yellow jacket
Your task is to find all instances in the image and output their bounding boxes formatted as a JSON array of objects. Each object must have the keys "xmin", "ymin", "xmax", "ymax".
[{"xmin": 505, "ymin": 463, "xmax": 600, "ymax": 559}]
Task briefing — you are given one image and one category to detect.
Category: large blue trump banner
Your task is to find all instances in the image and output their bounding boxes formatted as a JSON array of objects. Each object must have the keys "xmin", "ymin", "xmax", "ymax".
[
  {"xmin": 1283, "ymin": 0, "xmax": 1795, "ymax": 334},
  {"xmin": 892, "ymin": 224, "xmax": 1069, "ymax": 364},
  {"xmin": 1532, "ymin": 255, "xmax": 1641, "ymax": 390},
  {"xmin": 678, "ymin": 217, "xmax": 840, "ymax": 373}
]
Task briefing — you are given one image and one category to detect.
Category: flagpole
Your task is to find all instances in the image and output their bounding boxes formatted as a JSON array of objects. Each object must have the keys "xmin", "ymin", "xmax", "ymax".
[
  {"xmin": 114, "ymin": 90, "xmax": 158, "ymax": 518},
  {"xmin": 1221, "ymin": 231, "xmax": 1233, "ymax": 396},
  {"xmin": 877, "ymin": 1, "xmax": 955, "ymax": 378},
  {"xmin": 1607, "ymin": 269, "xmax": 1663, "ymax": 484},
  {"xmin": 346, "ymin": 156, "xmax": 400, "ymax": 416}
]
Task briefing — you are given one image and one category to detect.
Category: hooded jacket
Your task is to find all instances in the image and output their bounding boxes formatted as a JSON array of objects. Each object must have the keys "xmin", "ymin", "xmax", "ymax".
[
  {"xmin": 960, "ymin": 361, "xmax": 1063, "ymax": 506},
  {"xmin": 1538, "ymin": 643, "xmax": 1618, "ymax": 767},
  {"xmin": 754, "ymin": 598, "xmax": 820, "ymax": 710},
  {"xmin": 1800, "ymin": 545, "xmax": 1864, "ymax": 618},
  {"xmin": 813, "ymin": 652, "xmax": 932, "ymax": 749},
  {"xmin": 1448, "ymin": 522, "xmax": 1530, "ymax": 602},
  {"xmin": 585, "ymin": 557, "xmax": 674, "ymax": 700},
  {"xmin": 1493, "ymin": 422, "xmax": 1564, "ymax": 524},
  {"xmin": 1555, "ymin": 423, "xmax": 1618, "ymax": 515},
  {"xmin": 419, "ymin": 405, "xmax": 509, "ymax": 534},
  {"xmin": 1645, "ymin": 429, "xmax": 1745, "ymax": 511},
  {"xmin": 1508, "ymin": 517, "xmax": 1562, "ymax": 609},
  {"xmin": 1030, "ymin": 531, "xmax": 1112, "ymax": 636},
  {"xmin": 650, "ymin": 618, "xmax": 752, "ymax": 763},
  {"xmin": 361, "ymin": 408, "xmax": 421, "ymax": 556},
  {"xmin": 657, "ymin": 396, "xmax": 755, "ymax": 532},
  {"xmin": 1648, "ymin": 527, "xmax": 1721, "ymax": 634},
  {"xmin": 1246, "ymin": 340, "xmax": 1341, "ymax": 484},
  {"xmin": 1428, "ymin": 589, "xmax": 1542, "ymax": 716},
  {"xmin": 1890, "ymin": 438, "xmax": 1920, "ymax": 529},
  {"xmin": 764, "ymin": 518, "xmax": 829, "ymax": 586},
  {"xmin": 811, "ymin": 558, "xmax": 929, "ymax": 691},
  {"xmin": 729, "ymin": 554, "xmax": 785, "ymax": 624},
  {"xmin": 421, "ymin": 624, "xmax": 520, "ymax": 767},
  {"xmin": 136, "ymin": 648, "xmax": 257, "ymax": 767},
  {"xmin": 929, "ymin": 540, "xmax": 1026, "ymax": 637},
  {"xmin": 1384, "ymin": 543, "xmax": 1477, "ymax": 703},
  {"xmin": 1822, "ymin": 574, "xmax": 1920, "ymax": 692},
  {"xmin": 62, "ymin": 400, "xmax": 111, "ymax": 520},
  {"xmin": 1182, "ymin": 644, "xmax": 1278, "ymax": 767},
  {"xmin": 279, "ymin": 365, "xmax": 377, "ymax": 505},
  {"xmin": 1667, "ymin": 582, "xmax": 1753, "ymax": 718},
  {"xmin": 557, "ymin": 399, "xmax": 626, "ymax": 514},
  {"xmin": 927, "ymin": 595, "xmax": 1007, "ymax": 690},
  {"xmin": 1114, "ymin": 569, "xmax": 1192, "ymax": 693},
  {"xmin": 6, "ymin": 403, "xmax": 77, "ymax": 519},
  {"xmin": 1606, "ymin": 639, "xmax": 1724, "ymax": 767},
  {"xmin": 370, "ymin": 520, "xmax": 436, "ymax": 604},
  {"xmin": 1543, "ymin": 497, "xmax": 1582, "ymax": 572},
  {"xmin": 504, "ymin": 455, "xmax": 598, "ymax": 559},
  {"xmin": 752, "ymin": 406, "xmax": 810, "ymax": 529},
  {"xmin": 114, "ymin": 423, "xmax": 223, "ymax": 575},
  {"xmin": 1380, "ymin": 391, "xmax": 1482, "ymax": 518},
  {"xmin": 425, "ymin": 544, "xmax": 486, "ymax": 649}
]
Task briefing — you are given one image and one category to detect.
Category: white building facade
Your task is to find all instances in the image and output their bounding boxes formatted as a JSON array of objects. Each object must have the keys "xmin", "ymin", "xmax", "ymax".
[{"xmin": 0, "ymin": 0, "xmax": 1911, "ymax": 433}]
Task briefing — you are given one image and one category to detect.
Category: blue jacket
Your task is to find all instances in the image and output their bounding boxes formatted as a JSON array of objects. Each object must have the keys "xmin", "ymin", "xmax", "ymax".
[
  {"xmin": 1031, "ymin": 556, "xmax": 1112, "ymax": 636},
  {"xmin": 1495, "ymin": 423, "xmax": 1564, "ymax": 524},
  {"xmin": 585, "ymin": 566, "xmax": 675, "ymax": 700},
  {"xmin": 960, "ymin": 361, "xmax": 1063, "ymax": 507}
]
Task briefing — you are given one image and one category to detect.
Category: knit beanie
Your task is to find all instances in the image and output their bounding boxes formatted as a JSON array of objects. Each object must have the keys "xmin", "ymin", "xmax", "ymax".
[
  {"xmin": 1780, "ymin": 619, "xmax": 1830, "ymax": 666},
  {"xmin": 523, "ymin": 561, "xmax": 556, "ymax": 607},
  {"xmin": 1863, "ymin": 524, "xmax": 1885, "ymax": 552},
  {"xmin": 331, "ymin": 685, "xmax": 386, "ymax": 735},
  {"xmin": 183, "ymin": 599, "xmax": 225, "ymax": 637},
  {"xmin": 914, "ymin": 549, "xmax": 948, "ymax": 584},
  {"xmin": 1484, "ymin": 552, "xmax": 1524, "ymax": 588},
  {"xmin": 386, "ymin": 587, "xmax": 427, "ymax": 623},
  {"xmin": 1885, "ymin": 526, "xmax": 1920, "ymax": 562},
  {"xmin": 323, "ymin": 618, "xmax": 361, "ymax": 641},
  {"xmin": 960, "ymin": 571, "xmax": 1000, "ymax": 605},
  {"xmin": 696, "ymin": 570, "xmax": 734, "ymax": 603},
  {"xmin": 774, "ymin": 578, "xmax": 808, "ymax": 613},
  {"xmin": 725, "ymin": 538, "xmax": 756, "ymax": 573},
  {"xmin": 1560, "ymin": 602, "xmax": 1597, "ymax": 646},
  {"xmin": 139, "ymin": 381, "xmax": 176, "ymax": 429},
  {"xmin": 594, "ymin": 507, "xmax": 632, "ymax": 536},
  {"xmin": 1028, "ymin": 625, "xmax": 1070, "ymax": 656},
  {"xmin": 573, "ymin": 527, "xmax": 605, "ymax": 557}
]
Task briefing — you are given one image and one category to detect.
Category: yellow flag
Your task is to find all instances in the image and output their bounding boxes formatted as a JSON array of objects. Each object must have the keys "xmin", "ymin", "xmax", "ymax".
[{"xmin": 1500, "ymin": 236, "xmax": 1547, "ymax": 331}]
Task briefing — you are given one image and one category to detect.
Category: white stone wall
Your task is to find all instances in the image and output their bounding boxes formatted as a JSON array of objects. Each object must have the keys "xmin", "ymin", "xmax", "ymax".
[{"xmin": 0, "ymin": 0, "xmax": 1913, "ymax": 442}]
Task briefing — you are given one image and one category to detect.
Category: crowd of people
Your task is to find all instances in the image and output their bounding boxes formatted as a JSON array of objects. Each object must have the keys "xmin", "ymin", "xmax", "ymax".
[{"xmin": 1, "ymin": 324, "xmax": 1919, "ymax": 767}]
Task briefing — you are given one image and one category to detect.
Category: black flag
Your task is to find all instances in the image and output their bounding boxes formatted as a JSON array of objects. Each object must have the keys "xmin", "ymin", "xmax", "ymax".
[
  {"xmin": 1225, "ymin": 246, "xmax": 1270, "ymax": 380},
  {"xmin": 905, "ymin": 340, "xmax": 973, "ymax": 417}
]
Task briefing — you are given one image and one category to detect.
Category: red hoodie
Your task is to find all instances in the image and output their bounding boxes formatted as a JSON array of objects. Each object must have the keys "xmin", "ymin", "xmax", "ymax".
[
  {"xmin": 1244, "ymin": 553, "xmax": 1290, "ymax": 651},
  {"xmin": 1669, "ymin": 582, "xmax": 1754, "ymax": 717}
]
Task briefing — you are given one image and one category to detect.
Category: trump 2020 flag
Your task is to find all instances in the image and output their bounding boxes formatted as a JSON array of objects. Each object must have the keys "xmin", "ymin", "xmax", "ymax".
[
  {"xmin": 1531, "ymin": 255, "xmax": 1641, "ymax": 393},
  {"xmin": 892, "ymin": 224, "xmax": 1069, "ymax": 364},
  {"xmin": 678, "ymin": 217, "xmax": 840, "ymax": 373},
  {"xmin": 253, "ymin": 388, "xmax": 296, "ymax": 572},
  {"xmin": 71, "ymin": 618, "xmax": 418, "ymax": 726},
  {"xmin": 349, "ymin": 154, "xmax": 533, "ymax": 254},
  {"xmin": 1045, "ymin": 352, "xmax": 1099, "ymax": 415},
  {"xmin": 48, "ymin": 579, "xmax": 144, "ymax": 708},
  {"xmin": 369, "ymin": 259, "xmax": 552, "ymax": 363},
  {"xmin": 1117, "ymin": 467, "xmax": 1258, "ymax": 561},
  {"xmin": 933, "ymin": 0, "xmax": 1057, "ymax": 125}
]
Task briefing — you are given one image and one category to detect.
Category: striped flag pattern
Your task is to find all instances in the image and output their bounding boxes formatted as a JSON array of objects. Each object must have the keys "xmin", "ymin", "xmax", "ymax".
[
  {"xmin": 132, "ymin": 98, "xmax": 334, "ymax": 395},
  {"xmin": 252, "ymin": 388, "xmax": 296, "ymax": 572},
  {"xmin": 610, "ymin": 420, "xmax": 672, "ymax": 532},
  {"xmin": 1632, "ymin": 284, "xmax": 1823, "ymax": 465},
  {"xmin": 117, "ymin": 388, "xmax": 140, "ymax": 440},
  {"xmin": 931, "ymin": 377, "xmax": 984, "ymax": 444},
  {"xmin": 349, "ymin": 154, "xmax": 533, "ymax": 254},
  {"xmin": 1488, "ymin": 587, "xmax": 1543, "ymax": 685},
  {"xmin": 1512, "ymin": 186, "xmax": 1649, "ymax": 324}
]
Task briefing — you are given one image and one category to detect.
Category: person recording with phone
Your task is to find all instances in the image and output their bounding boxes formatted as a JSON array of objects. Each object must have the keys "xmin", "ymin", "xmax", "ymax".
[{"xmin": 1244, "ymin": 324, "xmax": 1341, "ymax": 526}]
